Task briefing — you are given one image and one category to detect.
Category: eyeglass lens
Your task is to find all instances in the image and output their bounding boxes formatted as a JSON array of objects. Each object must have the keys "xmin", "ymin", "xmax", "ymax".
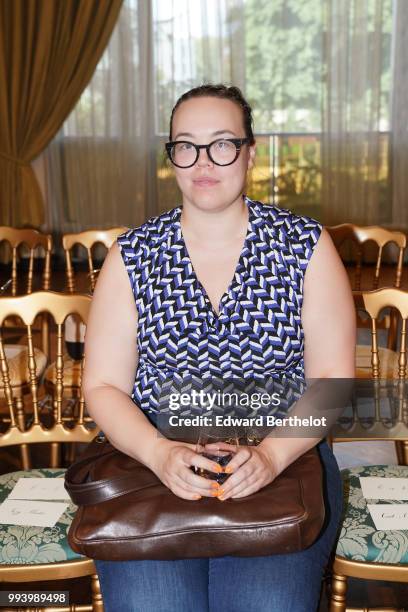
[{"xmin": 171, "ymin": 140, "xmax": 239, "ymax": 167}]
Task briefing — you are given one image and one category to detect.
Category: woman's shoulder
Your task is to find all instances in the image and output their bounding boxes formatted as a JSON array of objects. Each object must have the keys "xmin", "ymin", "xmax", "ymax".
[
  {"xmin": 118, "ymin": 207, "xmax": 180, "ymax": 243},
  {"xmin": 116, "ymin": 207, "xmax": 182, "ymax": 263},
  {"xmin": 246, "ymin": 197, "xmax": 322, "ymax": 242},
  {"xmin": 114, "ymin": 207, "xmax": 181, "ymax": 288}
]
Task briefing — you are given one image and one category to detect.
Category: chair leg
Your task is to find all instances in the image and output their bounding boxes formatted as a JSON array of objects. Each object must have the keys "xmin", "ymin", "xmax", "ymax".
[
  {"xmin": 50, "ymin": 442, "xmax": 61, "ymax": 467},
  {"xmin": 65, "ymin": 442, "xmax": 77, "ymax": 464},
  {"xmin": 395, "ymin": 441, "xmax": 408, "ymax": 465},
  {"xmin": 91, "ymin": 573, "xmax": 104, "ymax": 612},
  {"xmin": 329, "ymin": 572, "xmax": 347, "ymax": 612},
  {"xmin": 15, "ymin": 397, "xmax": 31, "ymax": 469},
  {"xmin": 41, "ymin": 312, "xmax": 51, "ymax": 360},
  {"xmin": 53, "ymin": 396, "xmax": 58, "ymax": 422},
  {"xmin": 387, "ymin": 307, "xmax": 399, "ymax": 351}
]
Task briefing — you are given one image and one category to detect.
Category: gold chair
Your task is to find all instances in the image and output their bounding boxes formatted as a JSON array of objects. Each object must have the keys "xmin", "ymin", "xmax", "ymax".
[
  {"xmin": 326, "ymin": 225, "xmax": 406, "ymax": 291},
  {"xmin": 0, "ymin": 291, "xmax": 103, "ymax": 611},
  {"xmin": 330, "ymin": 288, "xmax": 408, "ymax": 611},
  {"xmin": 0, "ymin": 339, "xmax": 48, "ymax": 469},
  {"xmin": 0, "ymin": 227, "xmax": 53, "ymax": 365},
  {"xmin": 354, "ymin": 291, "xmax": 405, "ymax": 381},
  {"xmin": 62, "ymin": 227, "xmax": 127, "ymax": 293},
  {"xmin": 0, "ymin": 227, "xmax": 52, "ymax": 296},
  {"xmin": 42, "ymin": 311, "xmax": 87, "ymax": 423},
  {"xmin": 49, "ymin": 228, "xmax": 126, "ymax": 415},
  {"xmin": 351, "ymin": 289, "xmax": 408, "ymax": 466},
  {"xmin": 328, "ymin": 226, "xmax": 407, "ymax": 379}
]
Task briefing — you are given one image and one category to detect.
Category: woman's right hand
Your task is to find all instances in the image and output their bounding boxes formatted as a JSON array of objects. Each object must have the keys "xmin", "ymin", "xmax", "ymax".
[{"xmin": 149, "ymin": 438, "xmax": 225, "ymax": 500}]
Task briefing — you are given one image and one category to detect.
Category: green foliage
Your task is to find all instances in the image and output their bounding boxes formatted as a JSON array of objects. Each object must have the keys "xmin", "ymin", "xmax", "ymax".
[{"xmin": 244, "ymin": 0, "xmax": 324, "ymax": 132}]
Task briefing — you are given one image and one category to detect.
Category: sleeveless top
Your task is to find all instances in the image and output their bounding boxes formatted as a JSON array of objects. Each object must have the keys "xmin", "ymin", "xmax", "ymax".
[{"xmin": 117, "ymin": 197, "xmax": 322, "ymax": 423}]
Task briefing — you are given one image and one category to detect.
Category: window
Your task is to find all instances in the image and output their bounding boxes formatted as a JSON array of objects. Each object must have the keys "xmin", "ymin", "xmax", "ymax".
[{"xmin": 54, "ymin": 0, "xmax": 394, "ymax": 223}]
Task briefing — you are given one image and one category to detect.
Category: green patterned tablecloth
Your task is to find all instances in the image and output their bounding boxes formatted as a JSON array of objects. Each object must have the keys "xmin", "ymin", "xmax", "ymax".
[
  {"xmin": 0, "ymin": 468, "xmax": 84, "ymax": 565},
  {"xmin": 336, "ymin": 464, "xmax": 408, "ymax": 564}
]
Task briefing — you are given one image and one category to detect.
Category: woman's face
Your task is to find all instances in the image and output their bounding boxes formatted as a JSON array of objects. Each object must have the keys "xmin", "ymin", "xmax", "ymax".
[{"xmin": 170, "ymin": 96, "xmax": 256, "ymax": 213}]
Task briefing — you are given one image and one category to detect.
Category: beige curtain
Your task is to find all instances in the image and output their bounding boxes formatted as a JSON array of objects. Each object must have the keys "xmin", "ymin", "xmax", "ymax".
[
  {"xmin": 154, "ymin": 0, "xmax": 245, "ymax": 215},
  {"xmin": 390, "ymin": 0, "xmax": 408, "ymax": 229},
  {"xmin": 0, "ymin": 0, "xmax": 123, "ymax": 227},
  {"xmin": 44, "ymin": 0, "xmax": 245, "ymax": 232},
  {"xmin": 45, "ymin": 0, "xmax": 399, "ymax": 231},
  {"xmin": 45, "ymin": 0, "xmax": 154, "ymax": 231},
  {"xmin": 321, "ymin": 0, "xmax": 392, "ymax": 225}
]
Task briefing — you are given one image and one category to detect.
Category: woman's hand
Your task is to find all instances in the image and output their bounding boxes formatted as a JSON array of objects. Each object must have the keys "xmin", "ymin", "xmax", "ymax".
[
  {"xmin": 149, "ymin": 438, "xmax": 227, "ymax": 501},
  {"xmin": 215, "ymin": 445, "xmax": 279, "ymax": 501}
]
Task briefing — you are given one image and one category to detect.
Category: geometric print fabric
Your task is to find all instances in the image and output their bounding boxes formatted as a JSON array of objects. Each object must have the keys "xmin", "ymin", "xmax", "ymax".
[{"xmin": 117, "ymin": 197, "xmax": 322, "ymax": 422}]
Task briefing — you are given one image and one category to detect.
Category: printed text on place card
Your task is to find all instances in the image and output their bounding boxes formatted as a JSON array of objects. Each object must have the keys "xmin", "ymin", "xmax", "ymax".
[{"xmin": 360, "ymin": 477, "xmax": 408, "ymax": 500}]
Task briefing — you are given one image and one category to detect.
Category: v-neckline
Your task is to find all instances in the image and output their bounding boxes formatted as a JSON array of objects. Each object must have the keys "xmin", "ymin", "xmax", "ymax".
[{"xmin": 176, "ymin": 197, "xmax": 252, "ymax": 318}]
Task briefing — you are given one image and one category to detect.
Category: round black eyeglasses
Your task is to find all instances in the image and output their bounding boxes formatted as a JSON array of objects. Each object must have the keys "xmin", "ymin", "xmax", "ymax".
[{"xmin": 165, "ymin": 138, "xmax": 250, "ymax": 168}]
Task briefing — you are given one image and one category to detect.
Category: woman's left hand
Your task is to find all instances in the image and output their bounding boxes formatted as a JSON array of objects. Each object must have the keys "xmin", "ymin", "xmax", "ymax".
[{"xmin": 215, "ymin": 445, "xmax": 280, "ymax": 501}]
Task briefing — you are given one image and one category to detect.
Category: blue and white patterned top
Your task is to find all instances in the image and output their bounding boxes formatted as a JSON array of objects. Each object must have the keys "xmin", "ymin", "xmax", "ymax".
[{"xmin": 117, "ymin": 197, "xmax": 322, "ymax": 422}]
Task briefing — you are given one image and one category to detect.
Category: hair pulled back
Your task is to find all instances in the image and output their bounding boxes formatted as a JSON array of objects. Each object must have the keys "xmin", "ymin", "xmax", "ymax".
[{"xmin": 169, "ymin": 84, "xmax": 255, "ymax": 145}]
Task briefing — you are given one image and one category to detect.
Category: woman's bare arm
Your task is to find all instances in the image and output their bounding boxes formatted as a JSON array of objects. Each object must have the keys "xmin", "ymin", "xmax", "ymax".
[
  {"xmin": 83, "ymin": 243, "xmax": 165, "ymax": 469},
  {"xmin": 302, "ymin": 228, "xmax": 356, "ymax": 379},
  {"xmin": 83, "ymin": 243, "xmax": 222, "ymax": 499},
  {"xmin": 257, "ymin": 228, "xmax": 356, "ymax": 472},
  {"xmin": 217, "ymin": 228, "xmax": 356, "ymax": 499}
]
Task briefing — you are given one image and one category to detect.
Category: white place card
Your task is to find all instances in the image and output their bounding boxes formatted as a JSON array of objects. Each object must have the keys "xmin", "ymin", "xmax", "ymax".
[
  {"xmin": 8, "ymin": 478, "xmax": 71, "ymax": 501},
  {"xmin": 0, "ymin": 499, "xmax": 69, "ymax": 527},
  {"xmin": 367, "ymin": 504, "xmax": 408, "ymax": 531},
  {"xmin": 360, "ymin": 477, "xmax": 408, "ymax": 500},
  {"xmin": 7, "ymin": 478, "xmax": 70, "ymax": 500}
]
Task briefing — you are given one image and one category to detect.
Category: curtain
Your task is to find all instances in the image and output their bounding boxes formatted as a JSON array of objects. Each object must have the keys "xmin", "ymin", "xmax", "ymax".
[
  {"xmin": 390, "ymin": 0, "xmax": 408, "ymax": 229},
  {"xmin": 0, "ymin": 0, "xmax": 122, "ymax": 228},
  {"xmin": 321, "ymin": 0, "xmax": 392, "ymax": 225},
  {"xmin": 154, "ymin": 0, "xmax": 245, "ymax": 216},
  {"xmin": 44, "ymin": 0, "xmax": 245, "ymax": 232},
  {"xmin": 44, "ymin": 0, "xmax": 399, "ymax": 232},
  {"xmin": 45, "ymin": 0, "xmax": 154, "ymax": 231},
  {"xmin": 244, "ymin": 0, "xmax": 325, "ymax": 219}
]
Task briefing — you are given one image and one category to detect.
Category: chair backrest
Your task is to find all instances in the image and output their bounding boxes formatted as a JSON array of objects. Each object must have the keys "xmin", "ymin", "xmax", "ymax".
[
  {"xmin": 0, "ymin": 292, "xmax": 94, "ymax": 451},
  {"xmin": 355, "ymin": 288, "xmax": 408, "ymax": 378},
  {"xmin": 0, "ymin": 227, "xmax": 52, "ymax": 295},
  {"xmin": 327, "ymin": 224, "xmax": 406, "ymax": 290},
  {"xmin": 62, "ymin": 227, "xmax": 127, "ymax": 293},
  {"xmin": 331, "ymin": 289, "xmax": 408, "ymax": 443}
]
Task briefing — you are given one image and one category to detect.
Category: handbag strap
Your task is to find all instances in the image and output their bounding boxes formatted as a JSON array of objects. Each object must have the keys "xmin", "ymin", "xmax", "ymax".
[
  {"xmin": 66, "ymin": 439, "xmax": 319, "ymax": 508},
  {"xmin": 64, "ymin": 442, "xmax": 158, "ymax": 506}
]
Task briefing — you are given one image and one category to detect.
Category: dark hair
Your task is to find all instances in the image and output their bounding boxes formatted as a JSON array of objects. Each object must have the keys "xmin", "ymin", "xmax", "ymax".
[{"xmin": 169, "ymin": 84, "xmax": 255, "ymax": 145}]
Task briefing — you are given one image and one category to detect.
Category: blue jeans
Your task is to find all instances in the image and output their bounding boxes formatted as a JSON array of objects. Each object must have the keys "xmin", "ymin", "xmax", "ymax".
[{"xmin": 95, "ymin": 440, "xmax": 342, "ymax": 612}]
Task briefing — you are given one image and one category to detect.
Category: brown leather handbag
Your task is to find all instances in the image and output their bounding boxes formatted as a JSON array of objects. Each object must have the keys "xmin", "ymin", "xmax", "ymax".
[{"xmin": 65, "ymin": 435, "xmax": 325, "ymax": 561}]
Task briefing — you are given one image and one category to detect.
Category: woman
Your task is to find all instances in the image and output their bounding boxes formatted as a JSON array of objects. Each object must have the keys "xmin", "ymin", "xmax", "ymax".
[{"xmin": 83, "ymin": 84, "xmax": 355, "ymax": 611}]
